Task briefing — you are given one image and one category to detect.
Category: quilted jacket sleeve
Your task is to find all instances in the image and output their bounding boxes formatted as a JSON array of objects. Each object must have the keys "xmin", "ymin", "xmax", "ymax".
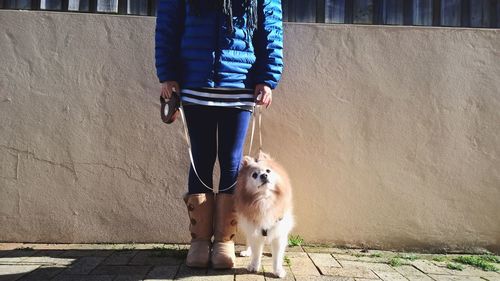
[
  {"xmin": 155, "ymin": 0, "xmax": 185, "ymax": 83},
  {"xmin": 253, "ymin": 0, "xmax": 284, "ymax": 90}
]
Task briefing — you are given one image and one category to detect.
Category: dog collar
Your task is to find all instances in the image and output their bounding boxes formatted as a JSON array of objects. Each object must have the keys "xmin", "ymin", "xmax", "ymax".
[{"xmin": 261, "ymin": 217, "xmax": 283, "ymax": 237}]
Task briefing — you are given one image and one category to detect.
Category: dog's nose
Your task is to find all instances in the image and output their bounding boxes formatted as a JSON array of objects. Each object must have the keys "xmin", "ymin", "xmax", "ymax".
[{"xmin": 260, "ymin": 174, "xmax": 268, "ymax": 181}]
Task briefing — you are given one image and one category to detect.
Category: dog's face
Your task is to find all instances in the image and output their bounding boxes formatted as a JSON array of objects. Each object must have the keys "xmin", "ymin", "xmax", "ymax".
[
  {"xmin": 237, "ymin": 151, "xmax": 290, "ymax": 200},
  {"xmin": 240, "ymin": 152, "xmax": 279, "ymax": 193}
]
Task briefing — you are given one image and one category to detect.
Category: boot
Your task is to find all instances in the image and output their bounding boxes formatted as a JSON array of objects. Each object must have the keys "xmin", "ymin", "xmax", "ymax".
[
  {"xmin": 211, "ymin": 193, "xmax": 238, "ymax": 269},
  {"xmin": 183, "ymin": 193, "xmax": 214, "ymax": 268}
]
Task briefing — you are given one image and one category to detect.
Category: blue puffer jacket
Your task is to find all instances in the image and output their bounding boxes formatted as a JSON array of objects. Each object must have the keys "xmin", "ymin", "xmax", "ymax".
[{"xmin": 155, "ymin": 0, "xmax": 284, "ymax": 90}]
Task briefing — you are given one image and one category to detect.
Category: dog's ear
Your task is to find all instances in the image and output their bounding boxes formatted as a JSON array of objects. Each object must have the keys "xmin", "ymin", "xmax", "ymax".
[
  {"xmin": 242, "ymin": 155, "xmax": 254, "ymax": 166},
  {"xmin": 257, "ymin": 151, "xmax": 271, "ymax": 161}
]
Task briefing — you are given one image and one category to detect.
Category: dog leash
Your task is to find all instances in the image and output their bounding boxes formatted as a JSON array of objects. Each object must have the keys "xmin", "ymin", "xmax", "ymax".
[
  {"xmin": 178, "ymin": 103, "xmax": 263, "ymax": 194},
  {"xmin": 247, "ymin": 104, "xmax": 263, "ymax": 156}
]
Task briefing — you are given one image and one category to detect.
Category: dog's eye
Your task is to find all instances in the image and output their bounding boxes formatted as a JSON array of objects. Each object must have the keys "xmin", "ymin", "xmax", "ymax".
[
  {"xmin": 266, "ymin": 169, "xmax": 271, "ymax": 173},
  {"xmin": 252, "ymin": 172, "xmax": 258, "ymax": 179}
]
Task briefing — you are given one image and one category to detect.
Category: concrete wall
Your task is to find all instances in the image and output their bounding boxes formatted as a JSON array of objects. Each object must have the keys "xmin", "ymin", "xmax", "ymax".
[{"xmin": 0, "ymin": 10, "xmax": 499, "ymax": 253}]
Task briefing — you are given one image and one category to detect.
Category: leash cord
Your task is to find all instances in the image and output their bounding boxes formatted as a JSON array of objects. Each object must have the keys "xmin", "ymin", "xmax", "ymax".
[
  {"xmin": 247, "ymin": 105, "xmax": 263, "ymax": 156},
  {"xmin": 178, "ymin": 102, "xmax": 263, "ymax": 194}
]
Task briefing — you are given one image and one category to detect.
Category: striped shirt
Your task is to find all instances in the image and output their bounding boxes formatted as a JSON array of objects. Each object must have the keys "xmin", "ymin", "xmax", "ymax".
[{"xmin": 180, "ymin": 87, "xmax": 256, "ymax": 112}]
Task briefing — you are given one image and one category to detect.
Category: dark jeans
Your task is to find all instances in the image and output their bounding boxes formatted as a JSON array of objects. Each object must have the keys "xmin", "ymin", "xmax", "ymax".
[{"xmin": 183, "ymin": 105, "xmax": 252, "ymax": 194}]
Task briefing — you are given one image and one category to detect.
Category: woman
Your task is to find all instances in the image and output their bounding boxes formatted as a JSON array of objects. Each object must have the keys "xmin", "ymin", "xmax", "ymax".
[{"xmin": 154, "ymin": 0, "xmax": 284, "ymax": 269}]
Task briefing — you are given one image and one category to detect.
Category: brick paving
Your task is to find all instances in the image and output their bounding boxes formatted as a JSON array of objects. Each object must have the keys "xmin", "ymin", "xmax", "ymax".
[{"xmin": 0, "ymin": 243, "xmax": 498, "ymax": 281}]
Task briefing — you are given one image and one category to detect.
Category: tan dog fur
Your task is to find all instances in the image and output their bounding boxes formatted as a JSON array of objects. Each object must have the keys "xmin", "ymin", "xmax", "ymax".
[{"xmin": 234, "ymin": 151, "xmax": 294, "ymax": 278}]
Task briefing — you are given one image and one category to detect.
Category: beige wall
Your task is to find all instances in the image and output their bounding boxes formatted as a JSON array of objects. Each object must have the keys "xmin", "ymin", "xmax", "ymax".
[{"xmin": 0, "ymin": 10, "xmax": 499, "ymax": 253}]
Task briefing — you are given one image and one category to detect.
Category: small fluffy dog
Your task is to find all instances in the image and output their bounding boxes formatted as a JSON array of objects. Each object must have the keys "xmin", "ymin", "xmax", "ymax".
[{"xmin": 234, "ymin": 151, "xmax": 294, "ymax": 278}]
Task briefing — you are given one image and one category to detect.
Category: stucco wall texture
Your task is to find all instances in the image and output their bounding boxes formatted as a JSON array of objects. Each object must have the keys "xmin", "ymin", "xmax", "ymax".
[{"xmin": 0, "ymin": 10, "xmax": 499, "ymax": 253}]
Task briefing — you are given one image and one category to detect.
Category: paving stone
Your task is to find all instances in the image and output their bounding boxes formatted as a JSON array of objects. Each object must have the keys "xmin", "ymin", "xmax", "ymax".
[
  {"xmin": 128, "ymin": 250, "xmax": 184, "ymax": 266},
  {"xmin": 339, "ymin": 260, "xmax": 396, "ymax": 272},
  {"xmin": 0, "ymin": 264, "xmax": 40, "ymax": 281},
  {"xmin": 482, "ymin": 276, "xmax": 500, "ymax": 281},
  {"xmin": 58, "ymin": 244, "xmax": 123, "ymax": 250},
  {"xmin": 101, "ymin": 250, "xmax": 138, "ymax": 265},
  {"xmin": 333, "ymin": 254, "xmax": 388, "ymax": 264},
  {"xmin": 0, "ymin": 249, "xmax": 42, "ymax": 264},
  {"xmin": 262, "ymin": 264, "xmax": 294, "ymax": 280},
  {"xmin": 288, "ymin": 246, "xmax": 304, "ymax": 252},
  {"xmin": 0, "ymin": 256, "xmax": 29, "ymax": 264},
  {"xmin": 410, "ymin": 260, "xmax": 449, "ymax": 275},
  {"xmin": 371, "ymin": 270, "xmax": 407, "ymax": 281},
  {"xmin": 175, "ymin": 264, "xmax": 207, "ymax": 279},
  {"xmin": 309, "ymin": 253, "xmax": 342, "ymax": 268},
  {"xmin": 234, "ymin": 271, "xmax": 265, "ymax": 281},
  {"xmin": 60, "ymin": 256, "xmax": 105, "ymax": 274},
  {"xmin": 177, "ymin": 244, "xmax": 190, "ymax": 250},
  {"xmin": 320, "ymin": 267, "xmax": 379, "ymax": 279},
  {"xmin": 112, "ymin": 275, "xmax": 146, "ymax": 281},
  {"xmin": 427, "ymin": 275, "xmax": 484, "ymax": 281},
  {"xmin": 19, "ymin": 244, "xmax": 82, "ymax": 251},
  {"xmin": 42, "ymin": 244, "xmax": 104, "ymax": 250},
  {"xmin": 15, "ymin": 256, "xmax": 75, "ymax": 266},
  {"xmin": 0, "ymin": 244, "xmax": 24, "ymax": 251},
  {"xmin": 442, "ymin": 265, "xmax": 500, "ymax": 278},
  {"xmin": 51, "ymin": 274, "xmax": 114, "ymax": 281},
  {"xmin": 1, "ymin": 250, "xmax": 39, "ymax": 259},
  {"xmin": 235, "ymin": 245, "xmax": 248, "ymax": 253},
  {"xmin": 295, "ymin": 276, "xmax": 356, "ymax": 281},
  {"xmin": 403, "ymin": 276, "xmax": 437, "ymax": 281},
  {"xmin": 89, "ymin": 264, "xmax": 151, "ymax": 276},
  {"xmin": 128, "ymin": 243, "xmax": 169, "ymax": 250},
  {"xmin": 57, "ymin": 250, "xmax": 112, "ymax": 258},
  {"xmin": 143, "ymin": 264, "xmax": 179, "ymax": 280},
  {"xmin": 29, "ymin": 250, "xmax": 66, "ymax": 257},
  {"xmin": 206, "ymin": 270, "xmax": 234, "ymax": 281},
  {"xmin": 259, "ymin": 253, "xmax": 275, "ymax": 266},
  {"xmin": 288, "ymin": 252, "xmax": 321, "ymax": 277},
  {"xmin": 16, "ymin": 265, "xmax": 67, "ymax": 281},
  {"xmin": 392, "ymin": 265, "xmax": 433, "ymax": 281},
  {"xmin": 0, "ymin": 243, "xmax": 496, "ymax": 281},
  {"xmin": 234, "ymin": 256, "xmax": 252, "ymax": 268},
  {"xmin": 303, "ymin": 246, "xmax": 343, "ymax": 254},
  {"xmin": 19, "ymin": 244, "xmax": 76, "ymax": 250}
]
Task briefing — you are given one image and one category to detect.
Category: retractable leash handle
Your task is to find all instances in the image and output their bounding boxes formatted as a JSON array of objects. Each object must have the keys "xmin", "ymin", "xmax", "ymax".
[{"xmin": 178, "ymin": 102, "xmax": 263, "ymax": 194}]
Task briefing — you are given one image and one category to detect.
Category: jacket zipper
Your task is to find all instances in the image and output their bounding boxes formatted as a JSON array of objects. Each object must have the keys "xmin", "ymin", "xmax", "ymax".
[{"xmin": 213, "ymin": 9, "xmax": 221, "ymax": 86}]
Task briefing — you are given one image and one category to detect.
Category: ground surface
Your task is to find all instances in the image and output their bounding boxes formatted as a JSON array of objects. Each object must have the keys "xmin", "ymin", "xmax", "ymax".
[{"xmin": 0, "ymin": 243, "xmax": 498, "ymax": 281}]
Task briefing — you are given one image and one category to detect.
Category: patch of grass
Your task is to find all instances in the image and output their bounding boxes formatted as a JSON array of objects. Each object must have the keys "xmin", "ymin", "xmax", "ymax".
[
  {"xmin": 353, "ymin": 253, "xmax": 364, "ymax": 257},
  {"xmin": 396, "ymin": 253, "xmax": 419, "ymax": 261},
  {"xmin": 151, "ymin": 245, "xmax": 188, "ymax": 259},
  {"xmin": 284, "ymin": 255, "xmax": 291, "ymax": 267},
  {"xmin": 432, "ymin": 256, "xmax": 446, "ymax": 262},
  {"xmin": 388, "ymin": 257, "xmax": 402, "ymax": 267},
  {"xmin": 446, "ymin": 263, "xmax": 464, "ymax": 271},
  {"xmin": 480, "ymin": 255, "xmax": 500, "ymax": 263},
  {"xmin": 369, "ymin": 253, "xmax": 382, "ymax": 258},
  {"xmin": 453, "ymin": 255, "xmax": 498, "ymax": 272},
  {"xmin": 288, "ymin": 235, "xmax": 304, "ymax": 247},
  {"xmin": 14, "ymin": 247, "xmax": 34, "ymax": 251}
]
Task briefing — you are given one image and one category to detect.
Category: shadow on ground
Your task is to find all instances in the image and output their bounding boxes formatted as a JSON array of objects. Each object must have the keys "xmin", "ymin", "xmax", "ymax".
[{"xmin": 0, "ymin": 243, "xmax": 499, "ymax": 281}]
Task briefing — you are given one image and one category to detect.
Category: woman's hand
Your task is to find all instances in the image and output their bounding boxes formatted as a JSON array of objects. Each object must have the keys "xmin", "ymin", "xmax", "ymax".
[
  {"xmin": 254, "ymin": 84, "xmax": 273, "ymax": 108},
  {"xmin": 161, "ymin": 81, "xmax": 180, "ymax": 99}
]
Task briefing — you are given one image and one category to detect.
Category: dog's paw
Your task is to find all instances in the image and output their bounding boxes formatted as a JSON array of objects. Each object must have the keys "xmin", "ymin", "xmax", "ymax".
[
  {"xmin": 274, "ymin": 267, "xmax": 286, "ymax": 278},
  {"xmin": 240, "ymin": 249, "xmax": 252, "ymax": 257},
  {"xmin": 247, "ymin": 263, "xmax": 260, "ymax": 273}
]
